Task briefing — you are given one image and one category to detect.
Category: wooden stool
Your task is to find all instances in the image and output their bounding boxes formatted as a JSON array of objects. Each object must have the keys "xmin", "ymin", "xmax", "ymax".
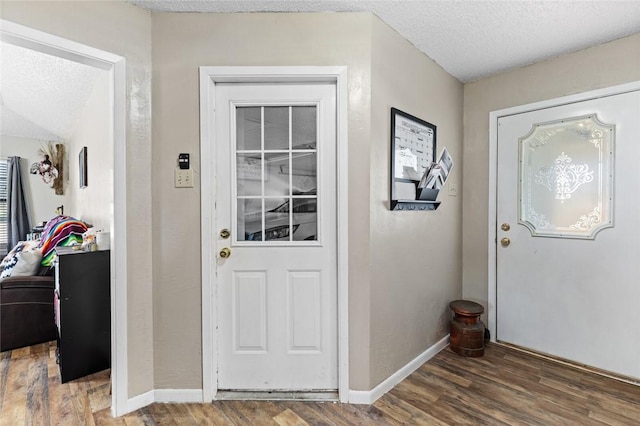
[{"xmin": 449, "ymin": 300, "xmax": 485, "ymax": 357}]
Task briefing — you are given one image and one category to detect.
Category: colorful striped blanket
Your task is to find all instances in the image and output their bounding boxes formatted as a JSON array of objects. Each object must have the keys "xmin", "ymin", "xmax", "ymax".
[{"xmin": 38, "ymin": 216, "xmax": 88, "ymax": 266}]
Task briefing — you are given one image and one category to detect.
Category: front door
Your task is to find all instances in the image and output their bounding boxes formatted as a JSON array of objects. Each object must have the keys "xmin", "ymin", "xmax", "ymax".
[
  {"xmin": 214, "ymin": 82, "xmax": 338, "ymax": 390},
  {"xmin": 496, "ymin": 88, "xmax": 640, "ymax": 379}
]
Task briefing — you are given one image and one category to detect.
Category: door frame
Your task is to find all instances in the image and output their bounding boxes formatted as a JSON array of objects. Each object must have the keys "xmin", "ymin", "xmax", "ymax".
[
  {"xmin": 0, "ymin": 20, "xmax": 128, "ymax": 416},
  {"xmin": 199, "ymin": 66, "xmax": 349, "ymax": 402},
  {"xmin": 487, "ymin": 80, "xmax": 640, "ymax": 342}
]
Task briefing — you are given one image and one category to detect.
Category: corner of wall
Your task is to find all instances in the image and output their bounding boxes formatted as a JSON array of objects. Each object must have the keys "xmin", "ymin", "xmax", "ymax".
[{"xmin": 368, "ymin": 14, "xmax": 463, "ymax": 389}]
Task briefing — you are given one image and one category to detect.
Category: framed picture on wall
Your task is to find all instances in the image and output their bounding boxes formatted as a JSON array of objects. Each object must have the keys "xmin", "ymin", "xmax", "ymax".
[{"xmin": 79, "ymin": 146, "xmax": 88, "ymax": 188}]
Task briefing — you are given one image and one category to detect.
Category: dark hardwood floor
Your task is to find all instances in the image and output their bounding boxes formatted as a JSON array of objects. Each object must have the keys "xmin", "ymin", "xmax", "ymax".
[{"xmin": 1, "ymin": 341, "xmax": 639, "ymax": 425}]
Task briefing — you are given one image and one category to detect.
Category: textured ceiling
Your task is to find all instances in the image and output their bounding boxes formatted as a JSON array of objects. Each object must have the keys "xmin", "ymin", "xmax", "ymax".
[
  {"xmin": 3, "ymin": 1, "xmax": 640, "ymax": 142},
  {"xmin": 129, "ymin": 0, "xmax": 640, "ymax": 82},
  {"xmin": 0, "ymin": 41, "xmax": 101, "ymax": 142}
]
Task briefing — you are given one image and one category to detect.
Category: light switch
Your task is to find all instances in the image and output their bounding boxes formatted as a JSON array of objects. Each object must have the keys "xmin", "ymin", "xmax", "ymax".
[
  {"xmin": 448, "ymin": 182, "xmax": 458, "ymax": 197},
  {"xmin": 175, "ymin": 168, "xmax": 193, "ymax": 188}
]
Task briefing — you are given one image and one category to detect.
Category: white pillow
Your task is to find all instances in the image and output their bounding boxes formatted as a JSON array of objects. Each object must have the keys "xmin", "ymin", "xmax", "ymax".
[{"xmin": 0, "ymin": 241, "xmax": 43, "ymax": 280}]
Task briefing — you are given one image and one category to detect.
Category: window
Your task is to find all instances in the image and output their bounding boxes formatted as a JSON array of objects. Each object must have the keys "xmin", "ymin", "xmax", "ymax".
[
  {"xmin": 0, "ymin": 158, "xmax": 8, "ymax": 254},
  {"xmin": 518, "ymin": 114, "xmax": 614, "ymax": 239},
  {"xmin": 235, "ymin": 105, "xmax": 319, "ymax": 243}
]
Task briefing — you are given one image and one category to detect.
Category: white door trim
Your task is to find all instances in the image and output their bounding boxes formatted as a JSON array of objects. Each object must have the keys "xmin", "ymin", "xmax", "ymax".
[
  {"xmin": 487, "ymin": 80, "xmax": 640, "ymax": 342},
  {"xmin": 199, "ymin": 66, "xmax": 349, "ymax": 402},
  {"xmin": 0, "ymin": 20, "xmax": 129, "ymax": 416}
]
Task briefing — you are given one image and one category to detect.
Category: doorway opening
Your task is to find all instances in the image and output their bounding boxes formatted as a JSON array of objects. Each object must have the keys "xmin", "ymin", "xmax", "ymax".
[{"xmin": 0, "ymin": 19, "xmax": 128, "ymax": 416}]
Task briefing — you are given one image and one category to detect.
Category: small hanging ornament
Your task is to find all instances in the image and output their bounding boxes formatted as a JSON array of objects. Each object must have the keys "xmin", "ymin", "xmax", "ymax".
[{"xmin": 31, "ymin": 142, "xmax": 65, "ymax": 195}]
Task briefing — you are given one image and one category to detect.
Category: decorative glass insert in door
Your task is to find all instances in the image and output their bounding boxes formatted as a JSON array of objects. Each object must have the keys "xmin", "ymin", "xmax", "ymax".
[
  {"xmin": 519, "ymin": 114, "xmax": 614, "ymax": 239},
  {"xmin": 235, "ymin": 105, "xmax": 318, "ymax": 243}
]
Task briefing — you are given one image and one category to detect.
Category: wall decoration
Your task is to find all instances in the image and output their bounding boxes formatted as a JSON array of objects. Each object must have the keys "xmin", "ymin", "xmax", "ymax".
[
  {"xmin": 391, "ymin": 108, "xmax": 435, "ymax": 181},
  {"xmin": 389, "ymin": 108, "xmax": 440, "ymax": 211},
  {"xmin": 30, "ymin": 142, "xmax": 65, "ymax": 195},
  {"xmin": 79, "ymin": 147, "xmax": 88, "ymax": 188}
]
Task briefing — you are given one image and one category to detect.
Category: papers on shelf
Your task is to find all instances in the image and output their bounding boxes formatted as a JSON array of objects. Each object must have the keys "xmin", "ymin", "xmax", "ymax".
[{"xmin": 418, "ymin": 147, "xmax": 454, "ymax": 190}]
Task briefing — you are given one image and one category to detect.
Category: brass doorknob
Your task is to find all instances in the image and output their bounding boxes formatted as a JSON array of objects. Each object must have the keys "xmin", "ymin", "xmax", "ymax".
[
  {"xmin": 219, "ymin": 247, "xmax": 231, "ymax": 258},
  {"xmin": 501, "ymin": 223, "xmax": 510, "ymax": 232},
  {"xmin": 500, "ymin": 237, "xmax": 511, "ymax": 247},
  {"xmin": 219, "ymin": 228, "xmax": 231, "ymax": 239}
]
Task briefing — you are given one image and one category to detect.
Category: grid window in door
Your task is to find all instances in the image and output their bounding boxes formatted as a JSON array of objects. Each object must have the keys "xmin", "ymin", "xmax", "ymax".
[{"xmin": 235, "ymin": 105, "xmax": 318, "ymax": 243}]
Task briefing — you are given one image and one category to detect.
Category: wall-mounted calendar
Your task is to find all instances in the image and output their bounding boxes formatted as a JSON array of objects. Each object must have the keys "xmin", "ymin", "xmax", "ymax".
[{"xmin": 389, "ymin": 108, "xmax": 441, "ymax": 211}]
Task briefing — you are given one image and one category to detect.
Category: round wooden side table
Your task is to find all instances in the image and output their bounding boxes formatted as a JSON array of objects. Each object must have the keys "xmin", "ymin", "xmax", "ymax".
[{"xmin": 449, "ymin": 300, "xmax": 485, "ymax": 357}]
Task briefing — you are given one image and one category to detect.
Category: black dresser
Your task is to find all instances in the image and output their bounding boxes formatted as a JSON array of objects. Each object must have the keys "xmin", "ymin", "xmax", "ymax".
[{"xmin": 54, "ymin": 248, "xmax": 111, "ymax": 383}]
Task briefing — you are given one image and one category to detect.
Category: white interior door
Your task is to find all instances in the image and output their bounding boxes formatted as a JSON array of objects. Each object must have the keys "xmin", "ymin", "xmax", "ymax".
[
  {"xmin": 215, "ymin": 82, "xmax": 337, "ymax": 391},
  {"xmin": 496, "ymin": 89, "xmax": 640, "ymax": 379}
]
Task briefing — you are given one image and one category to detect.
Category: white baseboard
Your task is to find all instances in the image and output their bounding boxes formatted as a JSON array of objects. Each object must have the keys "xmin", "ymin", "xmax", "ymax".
[
  {"xmin": 122, "ymin": 335, "xmax": 449, "ymax": 412},
  {"xmin": 126, "ymin": 390, "xmax": 155, "ymax": 414},
  {"xmin": 347, "ymin": 390, "xmax": 372, "ymax": 405},
  {"xmin": 124, "ymin": 388, "xmax": 203, "ymax": 414},
  {"xmin": 155, "ymin": 389, "xmax": 204, "ymax": 403},
  {"xmin": 348, "ymin": 334, "xmax": 449, "ymax": 405}
]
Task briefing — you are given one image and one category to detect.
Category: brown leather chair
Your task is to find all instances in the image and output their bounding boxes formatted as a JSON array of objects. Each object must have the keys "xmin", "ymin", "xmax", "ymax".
[{"xmin": 0, "ymin": 269, "xmax": 57, "ymax": 352}]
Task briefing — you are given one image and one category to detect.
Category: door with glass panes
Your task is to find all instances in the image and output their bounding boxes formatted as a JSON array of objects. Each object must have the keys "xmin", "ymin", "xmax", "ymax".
[
  {"xmin": 496, "ymin": 89, "xmax": 640, "ymax": 380},
  {"xmin": 214, "ymin": 83, "xmax": 337, "ymax": 390}
]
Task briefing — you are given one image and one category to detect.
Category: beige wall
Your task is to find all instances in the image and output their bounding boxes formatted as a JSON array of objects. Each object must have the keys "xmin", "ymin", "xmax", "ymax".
[
  {"xmin": 0, "ymin": 1, "xmax": 155, "ymax": 397},
  {"xmin": 151, "ymin": 11, "xmax": 374, "ymax": 390},
  {"xmin": 462, "ymin": 33, "xmax": 640, "ymax": 319},
  {"xmin": 69, "ymin": 71, "xmax": 112, "ymax": 231},
  {"xmin": 369, "ymin": 18, "xmax": 463, "ymax": 387},
  {"xmin": 2, "ymin": 3, "xmax": 466, "ymax": 397},
  {"xmin": 0, "ymin": 136, "xmax": 71, "ymax": 225},
  {"xmin": 152, "ymin": 11, "xmax": 464, "ymax": 391}
]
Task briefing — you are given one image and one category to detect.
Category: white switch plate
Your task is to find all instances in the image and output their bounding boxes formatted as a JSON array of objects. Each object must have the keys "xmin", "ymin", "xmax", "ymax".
[
  {"xmin": 448, "ymin": 182, "xmax": 458, "ymax": 197},
  {"xmin": 175, "ymin": 168, "xmax": 193, "ymax": 188}
]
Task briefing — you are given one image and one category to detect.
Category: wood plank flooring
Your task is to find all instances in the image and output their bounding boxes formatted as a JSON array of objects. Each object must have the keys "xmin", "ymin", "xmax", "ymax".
[{"xmin": 1, "ymin": 341, "xmax": 639, "ymax": 424}]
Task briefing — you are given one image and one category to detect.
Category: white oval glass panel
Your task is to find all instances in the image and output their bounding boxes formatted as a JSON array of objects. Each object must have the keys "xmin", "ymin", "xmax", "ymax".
[{"xmin": 519, "ymin": 114, "xmax": 614, "ymax": 239}]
